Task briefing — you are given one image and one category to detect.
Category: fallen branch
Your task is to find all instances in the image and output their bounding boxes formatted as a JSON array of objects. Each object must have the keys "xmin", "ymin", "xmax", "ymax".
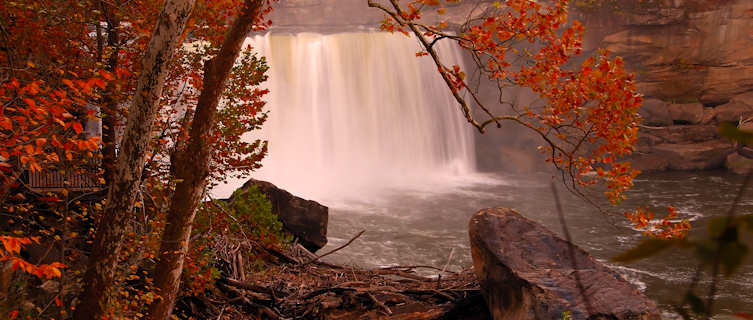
[
  {"xmin": 367, "ymin": 292, "xmax": 393, "ymax": 315},
  {"xmin": 302, "ymin": 230, "xmax": 365, "ymax": 266}
]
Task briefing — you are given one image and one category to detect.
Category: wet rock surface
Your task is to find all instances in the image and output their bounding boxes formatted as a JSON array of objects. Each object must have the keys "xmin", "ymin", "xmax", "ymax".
[{"xmin": 469, "ymin": 208, "xmax": 661, "ymax": 320}]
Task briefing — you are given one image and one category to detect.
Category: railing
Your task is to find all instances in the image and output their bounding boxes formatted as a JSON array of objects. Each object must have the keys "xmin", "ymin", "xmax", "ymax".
[
  {"xmin": 13, "ymin": 156, "xmax": 103, "ymax": 193},
  {"xmin": 26, "ymin": 168, "xmax": 102, "ymax": 192}
]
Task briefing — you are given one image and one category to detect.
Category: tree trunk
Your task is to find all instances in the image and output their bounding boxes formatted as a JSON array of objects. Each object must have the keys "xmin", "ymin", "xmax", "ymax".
[
  {"xmin": 73, "ymin": 1, "xmax": 196, "ymax": 319},
  {"xmin": 146, "ymin": 1, "xmax": 264, "ymax": 319},
  {"xmin": 100, "ymin": 1, "xmax": 120, "ymax": 185}
]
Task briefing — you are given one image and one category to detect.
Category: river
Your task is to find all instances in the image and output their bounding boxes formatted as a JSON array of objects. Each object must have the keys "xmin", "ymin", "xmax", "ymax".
[
  {"xmin": 318, "ymin": 170, "xmax": 753, "ymax": 317},
  {"xmin": 214, "ymin": 31, "xmax": 753, "ymax": 317}
]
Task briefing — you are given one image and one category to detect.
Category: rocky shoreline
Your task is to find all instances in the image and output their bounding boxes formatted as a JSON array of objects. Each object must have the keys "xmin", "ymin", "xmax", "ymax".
[{"xmin": 217, "ymin": 180, "xmax": 659, "ymax": 319}]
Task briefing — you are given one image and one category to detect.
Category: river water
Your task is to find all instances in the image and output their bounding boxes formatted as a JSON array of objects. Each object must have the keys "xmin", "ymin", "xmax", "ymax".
[
  {"xmin": 317, "ymin": 171, "xmax": 753, "ymax": 317},
  {"xmin": 214, "ymin": 31, "xmax": 753, "ymax": 316}
]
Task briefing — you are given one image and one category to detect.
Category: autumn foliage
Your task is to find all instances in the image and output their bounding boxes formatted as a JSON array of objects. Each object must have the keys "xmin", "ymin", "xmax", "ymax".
[
  {"xmin": 1, "ymin": 0, "xmax": 274, "ymax": 318},
  {"xmin": 369, "ymin": 0, "xmax": 689, "ymax": 238}
]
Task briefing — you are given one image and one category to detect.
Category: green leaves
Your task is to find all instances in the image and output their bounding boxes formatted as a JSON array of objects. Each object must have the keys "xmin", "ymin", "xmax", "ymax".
[{"xmin": 719, "ymin": 122, "xmax": 753, "ymax": 145}]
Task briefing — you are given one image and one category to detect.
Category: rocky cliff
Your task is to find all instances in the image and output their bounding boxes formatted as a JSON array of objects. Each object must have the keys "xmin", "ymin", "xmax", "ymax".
[
  {"xmin": 577, "ymin": 0, "xmax": 753, "ymax": 172},
  {"xmin": 267, "ymin": 0, "xmax": 753, "ymax": 173}
]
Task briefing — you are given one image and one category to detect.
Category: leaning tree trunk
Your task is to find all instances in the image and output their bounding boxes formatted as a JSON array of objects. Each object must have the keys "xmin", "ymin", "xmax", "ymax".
[
  {"xmin": 146, "ymin": 1, "xmax": 265, "ymax": 319},
  {"xmin": 73, "ymin": 1, "xmax": 196, "ymax": 319}
]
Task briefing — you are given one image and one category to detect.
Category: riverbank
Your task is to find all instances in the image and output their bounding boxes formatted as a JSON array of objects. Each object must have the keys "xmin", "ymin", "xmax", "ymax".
[{"xmin": 178, "ymin": 243, "xmax": 488, "ymax": 319}]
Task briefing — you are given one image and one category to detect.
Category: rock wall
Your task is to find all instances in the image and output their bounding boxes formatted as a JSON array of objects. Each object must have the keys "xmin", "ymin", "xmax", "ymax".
[
  {"xmin": 266, "ymin": 0, "xmax": 753, "ymax": 173},
  {"xmin": 577, "ymin": 0, "xmax": 753, "ymax": 172}
]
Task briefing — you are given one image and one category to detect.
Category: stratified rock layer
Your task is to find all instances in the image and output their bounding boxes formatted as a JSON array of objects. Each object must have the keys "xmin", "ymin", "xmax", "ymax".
[
  {"xmin": 469, "ymin": 208, "xmax": 660, "ymax": 320},
  {"xmin": 578, "ymin": 0, "xmax": 753, "ymax": 173},
  {"xmin": 233, "ymin": 179, "xmax": 328, "ymax": 252}
]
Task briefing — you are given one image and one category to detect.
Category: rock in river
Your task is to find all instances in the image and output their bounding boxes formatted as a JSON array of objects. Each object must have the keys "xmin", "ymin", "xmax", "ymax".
[
  {"xmin": 469, "ymin": 208, "xmax": 660, "ymax": 320},
  {"xmin": 233, "ymin": 179, "xmax": 328, "ymax": 252}
]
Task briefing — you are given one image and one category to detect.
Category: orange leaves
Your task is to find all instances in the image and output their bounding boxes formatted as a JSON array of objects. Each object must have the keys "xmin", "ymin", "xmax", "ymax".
[
  {"xmin": 625, "ymin": 206, "xmax": 691, "ymax": 239},
  {"xmin": 0, "ymin": 236, "xmax": 66, "ymax": 279},
  {"xmin": 376, "ymin": 0, "xmax": 663, "ymax": 237},
  {"xmin": 0, "ymin": 235, "xmax": 33, "ymax": 255},
  {"xmin": 72, "ymin": 121, "xmax": 83, "ymax": 134}
]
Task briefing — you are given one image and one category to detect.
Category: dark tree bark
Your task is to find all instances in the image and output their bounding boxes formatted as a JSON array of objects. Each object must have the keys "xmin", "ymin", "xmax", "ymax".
[
  {"xmin": 100, "ymin": 0, "xmax": 120, "ymax": 185},
  {"xmin": 73, "ymin": 1, "xmax": 196, "ymax": 319},
  {"xmin": 145, "ymin": 1, "xmax": 265, "ymax": 319}
]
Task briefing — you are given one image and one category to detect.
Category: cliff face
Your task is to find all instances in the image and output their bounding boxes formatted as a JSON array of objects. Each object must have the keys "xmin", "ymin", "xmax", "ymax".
[
  {"xmin": 581, "ymin": 0, "xmax": 753, "ymax": 105},
  {"xmin": 266, "ymin": 0, "xmax": 753, "ymax": 173},
  {"xmin": 577, "ymin": 0, "xmax": 753, "ymax": 172}
]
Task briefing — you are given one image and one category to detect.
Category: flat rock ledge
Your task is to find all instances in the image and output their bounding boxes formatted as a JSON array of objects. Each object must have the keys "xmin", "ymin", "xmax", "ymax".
[{"xmin": 469, "ymin": 208, "xmax": 661, "ymax": 320}]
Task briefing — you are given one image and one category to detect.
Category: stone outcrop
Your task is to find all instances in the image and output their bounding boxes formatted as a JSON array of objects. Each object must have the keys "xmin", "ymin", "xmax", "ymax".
[
  {"xmin": 268, "ymin": 0, "xmax": 753, "ymax": 174},
  {"xmin": 667, "ymin": 103, "xmax": 703, "ymax": 124},
  {"xmin": 725, "ymin": 152, "xmax": 753, "ymax": 175},
  {"xmin": 233, "ymin": 179, "xmax": 328, "ymax": 252},
  {"xmin": 630, "ymin": 125, "xmax": 734, "ymax": 171},
  {"xmin": 577, "ymin": 0, "xmax": 753, "ymax": 174},
  {"xmin": 582, "ymin": 1, "xmax": 753, "ymax": 105},
  {"xmin": 469, "ymin": 208, "xmax": 660, "ymax": 320},
  {"xmin": 639, "ymin": 99, "xmax": 673, "ymax": 126}
]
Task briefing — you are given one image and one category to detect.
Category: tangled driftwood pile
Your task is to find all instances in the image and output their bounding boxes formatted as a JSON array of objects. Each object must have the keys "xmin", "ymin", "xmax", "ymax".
[{"xmin": 174, "ymin": 240, "xmax": 489, "ymax": 319}]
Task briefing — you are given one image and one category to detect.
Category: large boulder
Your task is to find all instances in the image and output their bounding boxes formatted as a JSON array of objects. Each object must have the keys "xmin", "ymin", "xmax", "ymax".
[
  {"xmin": 667, "ymin": 102, "xmax": 704, "ymax": 124},
  {"xmin": 714, "ymin": 91, "xmax": 753, "ymax": 123},
  {"xmin": 638, "ymin": 99, "xmax": 673, "ymax": 126},
  {"xmin": 726, "ymin": 152, "xmax": 753, "ymax": 175},
  {"xmin": 233, "ymin": 179, "xmax": 328, "ymax": 252},
  {"xmin": 650, "ymin": 140, "xmax": 735, "ymax": 170},
  {"xmin": 469, "ymin": 208, "xmax": 660, "ymax": 320},
  {"xmin": 637, "ymin": 125, "xmax": 719, "ymax": 146}
]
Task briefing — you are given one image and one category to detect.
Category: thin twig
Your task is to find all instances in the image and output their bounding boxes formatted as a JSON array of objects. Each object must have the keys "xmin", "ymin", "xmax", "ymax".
[
  {"xmin": 367, "ymin": 292, "xmax": 393, "ymax": 315},
  {"xmin": 302, "ymin": 230, "xmax": 365, "ymax": 266},
  {"xmin": 441, "ymin": 247, "xmax": 455, "ymax": 273}
]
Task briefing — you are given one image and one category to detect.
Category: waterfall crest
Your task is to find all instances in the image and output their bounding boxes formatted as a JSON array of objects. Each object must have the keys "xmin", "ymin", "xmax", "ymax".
[{"xmin": 215, "ymin": 32, "xmax": 477, "ymax": 203}]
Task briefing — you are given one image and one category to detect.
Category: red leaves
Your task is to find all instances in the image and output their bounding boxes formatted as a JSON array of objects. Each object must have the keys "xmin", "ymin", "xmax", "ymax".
[{"xmin": 72, "ymin": 121, "xmax": 83, "ymax": 134}]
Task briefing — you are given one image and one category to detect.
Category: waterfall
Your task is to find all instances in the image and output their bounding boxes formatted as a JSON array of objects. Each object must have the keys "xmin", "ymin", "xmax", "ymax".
[{"xmin": 214, "ymin": 32, "xmax": 477, "ymax": 203}]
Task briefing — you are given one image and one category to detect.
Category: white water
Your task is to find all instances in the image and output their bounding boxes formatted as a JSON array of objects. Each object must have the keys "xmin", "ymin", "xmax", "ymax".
[{"xmin": 214, "ymin": 32, "xmax": 479, "ymax": 203}]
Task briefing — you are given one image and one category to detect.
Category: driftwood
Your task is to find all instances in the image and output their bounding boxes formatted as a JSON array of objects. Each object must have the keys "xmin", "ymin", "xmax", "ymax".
[{"xmin": 174, "ymin": 238, "xmax": 489, "ymax": 319}]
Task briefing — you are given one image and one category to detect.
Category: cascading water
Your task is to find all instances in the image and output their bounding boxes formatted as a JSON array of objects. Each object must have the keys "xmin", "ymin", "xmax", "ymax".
[
  {"xmin": 206, "ymin": 33, "xmax": 753, "ymax": 314},
  {"xmin": 214, "ymin": 32, "xmax": 478, "ymax": 203}
]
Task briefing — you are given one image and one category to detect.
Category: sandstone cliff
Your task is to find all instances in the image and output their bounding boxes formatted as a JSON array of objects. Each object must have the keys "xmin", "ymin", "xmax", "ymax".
[
  {"xmin": 267, "ymin": 0, "xmax": 753, "ymax": 173},
  {"xmin": 577, "ymin": 0, "xmax": 753, "ymax": 172}
]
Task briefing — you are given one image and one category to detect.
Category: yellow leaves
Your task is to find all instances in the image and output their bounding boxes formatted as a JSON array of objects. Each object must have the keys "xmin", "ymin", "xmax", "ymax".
[
  {"xmin": 493, "ymin": 1, "xmax": 502, "ymax": 8},
  {"xmin": 437, "ymin": 7, "xmax": 446, "ymax": 15}
]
